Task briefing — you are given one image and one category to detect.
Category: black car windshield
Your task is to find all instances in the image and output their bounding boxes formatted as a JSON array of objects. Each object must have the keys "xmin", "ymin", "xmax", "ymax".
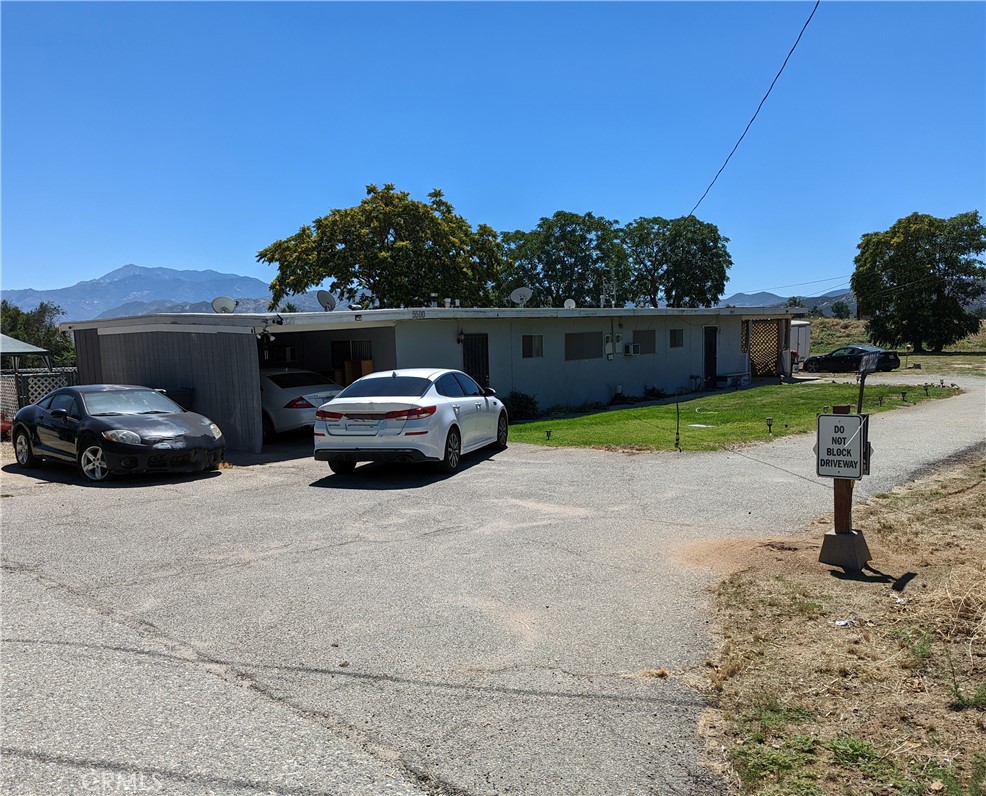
[
  {"xmin": 82, "ymin": 390, "xmax": 183, "ymax": 416},
  {"xmin": 266, "ymin": 372, "xmax": 337, "ymax": 389},
  {"xmin": 337, "ymin": 376, "xmax": 431, "ymax": 399}
]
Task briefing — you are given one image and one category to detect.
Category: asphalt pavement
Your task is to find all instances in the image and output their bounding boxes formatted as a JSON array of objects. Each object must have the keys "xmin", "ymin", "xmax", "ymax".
[{"xmin": 1, "ymin": 373, "xmax": 982, "ymax": 796}]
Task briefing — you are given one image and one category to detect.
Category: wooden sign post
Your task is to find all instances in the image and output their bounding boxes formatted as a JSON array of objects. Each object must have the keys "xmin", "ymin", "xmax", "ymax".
[{"xmin": 817, "ymin": 404, "xmax": 871, "ymax": 570}]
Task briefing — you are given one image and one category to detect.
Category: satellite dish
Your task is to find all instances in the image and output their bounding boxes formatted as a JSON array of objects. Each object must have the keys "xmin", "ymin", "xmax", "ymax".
[
  {"xmin": 563, "ymin": 298, "xmax": 576, "ymax": 309},
  {"xmin": 510, "ymin": 287, "xmax": 533, "ymax": 307},
  {"xmin": 211, "ymin": 296, "xmax": 238, "ymax": 314},
  {"xmin": 316, "ymin": 290, "xmax": 336, "ymax": 311}
]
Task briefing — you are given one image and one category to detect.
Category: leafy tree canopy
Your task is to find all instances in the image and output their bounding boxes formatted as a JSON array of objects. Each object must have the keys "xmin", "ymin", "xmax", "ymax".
[
  {"xmin": 830, "ymin": 299, "xmax": 852, "ymax": 319},
  {"xmin": 851, "ymin": 211, "xmax": 986, "ymax": 352},
  {"xmin": 258, "ymin": 184, "xmax": 504, "ymax": 309},
  {"xmin": 501, "ymin": 211, "xmax": 629, "ymax": 309},
  {"xmin": 623, "ymin": 215, "xmax": 732, "ymax": 308},
  {"xmin": 0, "ymin": 300, "xmax": 76, "ymax": 366}
]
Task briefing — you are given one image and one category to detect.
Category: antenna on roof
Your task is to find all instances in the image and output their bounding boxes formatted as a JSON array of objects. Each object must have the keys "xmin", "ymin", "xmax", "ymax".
[
  {"xmin": 316, "ymin": 290, "xmax": 336, "ymax": 311},
  {"xmin": 211, "ymin": 296, "xmax": 238, "ymax": 313},
  {"xmin": 510, "ymin": 287, "xmax": 533, "ymax": 308}
]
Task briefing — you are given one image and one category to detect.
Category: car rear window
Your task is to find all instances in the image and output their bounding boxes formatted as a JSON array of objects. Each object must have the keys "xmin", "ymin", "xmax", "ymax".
[
  {"xmin": 267, "ymin": 372, "xmax": 337, "ymax": 389},
  {"xmin": 338, "ymin": 376, "xmax": 431, "ymax": 398}
]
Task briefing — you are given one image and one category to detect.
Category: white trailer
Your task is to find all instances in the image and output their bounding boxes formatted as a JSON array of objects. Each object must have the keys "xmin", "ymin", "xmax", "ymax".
[{"xmin": 791, "ymin": 321, "xmax": 811, "ymax": 370}]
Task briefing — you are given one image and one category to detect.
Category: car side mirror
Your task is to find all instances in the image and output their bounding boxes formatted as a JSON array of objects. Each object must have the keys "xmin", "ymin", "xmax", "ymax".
[
  {"xmin": 484, "ymin": 387, "xmax": 496, "ymax": 397},
  {"xmin": 51, "ymin": 408, "xmax": 68, "ymax": 420}
]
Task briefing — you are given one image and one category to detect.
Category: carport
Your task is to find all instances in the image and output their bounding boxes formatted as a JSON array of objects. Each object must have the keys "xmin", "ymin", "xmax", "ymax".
[{"xmin": 62, "ymin": 312, "xmax": 402, "ymax": 453}]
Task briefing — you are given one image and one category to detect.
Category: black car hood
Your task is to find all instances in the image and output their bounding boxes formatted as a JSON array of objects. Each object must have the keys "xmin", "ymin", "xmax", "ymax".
[{"xmin": 99, "ymin": 412, "xmax": 219, "ymax": 438}]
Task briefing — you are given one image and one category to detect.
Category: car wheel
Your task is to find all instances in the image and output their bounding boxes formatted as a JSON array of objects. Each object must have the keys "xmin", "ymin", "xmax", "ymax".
[
  {"xmin": 13, "ymin": 428, "xmax": 37, "ymax": 468},
  {"xmin": 805, "ymin": 361, "xmax": 817, "ymax": 373},
  {"xmin": 437, "ymin": 426, "xmax": 461, "ymax": 474},
  {"xmin": 262, "ymin": 413, "xmax": 276, "ymax": 443},
  {"xmin": 328, "ymin": 459, "xmax": 356, "ymax": 475},
  {"xmin": 78, "ymin": 439, "xmax": 112, "ymax": 482},
  {"xmin": 495, "ymin": 412, "xmax": 508, "ymax": 450}
]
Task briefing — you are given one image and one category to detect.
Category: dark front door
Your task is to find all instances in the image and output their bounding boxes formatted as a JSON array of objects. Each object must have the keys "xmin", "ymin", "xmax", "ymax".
[
  {"xmin": 462, "ymin": 333, "xmax": 489, "ymax": 387},
  {"xmin": 704, "ymin": 327, "xmax": 718, "ymax": 387}
]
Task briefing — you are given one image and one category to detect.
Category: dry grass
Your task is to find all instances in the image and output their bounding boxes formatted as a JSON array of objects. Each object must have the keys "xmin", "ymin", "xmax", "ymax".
[{"xmin": 691, "ymin": 455, "xmax": 986, "ymax": 794}]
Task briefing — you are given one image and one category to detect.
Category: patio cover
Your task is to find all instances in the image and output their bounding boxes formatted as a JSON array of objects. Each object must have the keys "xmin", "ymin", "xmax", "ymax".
[{"xmin": 0, "ymin": 333, "xmax": 52, "ymax": 370}]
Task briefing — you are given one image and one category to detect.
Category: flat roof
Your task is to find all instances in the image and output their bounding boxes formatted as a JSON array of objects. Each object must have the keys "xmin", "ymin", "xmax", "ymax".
[{"xmin": 61, "ymin": 305, "xmax": 805, "ymax": 335}]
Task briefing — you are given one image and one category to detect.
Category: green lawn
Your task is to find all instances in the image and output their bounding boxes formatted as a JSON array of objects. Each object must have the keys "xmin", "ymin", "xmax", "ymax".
[{"xmin": 509, "ymin": 383, "xmax": 960, "ymax": 452}]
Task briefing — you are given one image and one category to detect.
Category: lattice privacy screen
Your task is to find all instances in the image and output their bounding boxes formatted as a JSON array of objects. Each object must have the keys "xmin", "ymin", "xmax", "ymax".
[{"xmin": 749, "ymin": 320, "xmax": 781, "ymax": 376}]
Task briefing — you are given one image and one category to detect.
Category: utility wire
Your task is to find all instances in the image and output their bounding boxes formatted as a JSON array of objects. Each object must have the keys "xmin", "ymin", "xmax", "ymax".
[{"xmin": 688, "ymin": 0, "xmax": 822, "ymax": 218}]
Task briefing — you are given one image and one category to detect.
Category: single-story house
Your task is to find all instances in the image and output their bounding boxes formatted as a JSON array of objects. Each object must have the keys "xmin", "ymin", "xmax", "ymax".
[{"xmin": 61, "ymin": 306, "xmax": 803, "ymax": 453}]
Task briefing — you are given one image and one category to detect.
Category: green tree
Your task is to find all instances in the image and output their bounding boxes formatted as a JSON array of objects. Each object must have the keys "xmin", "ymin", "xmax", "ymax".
[
  {"xmin": 785, "ymin": 296, "xmax": 805, "ymax": 308},
  {"xmin": 501, "ymin": 211, "xmax": 629, "ymax": 308},
  {"xmin": 623, "ymin": 215, "xmax": 732, "ymax": 308},
  {"xmin": 831, "ymin": 299, "xmax": 852, "ymax": 319},
  {"xmin": 258, "ymin": 184, "xmax": 504, "ymax": 309},
  {"xmin": 851, "ymin": 211, "xmax": 986, "ymax": 351},
  {"xmin": 0, "ymin": 300, "xmax": 76, "ymax": 366}
]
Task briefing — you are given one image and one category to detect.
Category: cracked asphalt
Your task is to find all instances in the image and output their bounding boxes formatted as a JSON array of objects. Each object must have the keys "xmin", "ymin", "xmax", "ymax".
[{"xmin": 1, "ymin": 373, "xmax": 983, "ymax": 795}]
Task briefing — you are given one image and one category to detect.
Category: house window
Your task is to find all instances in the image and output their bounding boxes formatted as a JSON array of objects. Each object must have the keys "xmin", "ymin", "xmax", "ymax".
[
  {"xmin": 522, "ymin": 334, "xmax": 543, "ymax": 358},
  {"xmin": 670, "ymin": 329, "xmax": 684, "ymax": 348},
  {"xmin": 564, "ymin": 332, "xmax": 603, "ymax": 361},
  {"xmin": 632, "ymin": 330, "xmax": 656, "ymax": 355}
]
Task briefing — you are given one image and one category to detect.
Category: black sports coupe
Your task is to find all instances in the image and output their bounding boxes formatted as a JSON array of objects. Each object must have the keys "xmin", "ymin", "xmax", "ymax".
[
  {"xmin": 801, "ymin": 345, "xmax": 901, "ymax": 373},
  {"xmin": 12, "ymin": 384, "xmax": 225, "ymax": 482}
]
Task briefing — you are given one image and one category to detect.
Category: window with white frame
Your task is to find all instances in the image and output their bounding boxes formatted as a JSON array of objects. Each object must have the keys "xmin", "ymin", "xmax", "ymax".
[
  {"xmin": 522, "ymin": 334, "xmax": 543, "ymax": 358},
  {"xmin": 564, "ymin": 332, "xmax": 603, "ymax": 360},
  {"xmin": 632, "ymin": 329, "xmax": 656, "ymax": 355}
]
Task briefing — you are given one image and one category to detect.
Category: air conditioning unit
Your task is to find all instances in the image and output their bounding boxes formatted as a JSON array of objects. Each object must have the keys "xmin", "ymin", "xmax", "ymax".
[{"xmin": 624, "ymin": 343, "xmax": 641, "ymax": 356}]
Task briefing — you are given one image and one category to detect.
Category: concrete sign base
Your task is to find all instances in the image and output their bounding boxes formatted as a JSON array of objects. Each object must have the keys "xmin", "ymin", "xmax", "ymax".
[{"xmin": 819, "ymin": 529, "xmax": 872, "ymax": 571}]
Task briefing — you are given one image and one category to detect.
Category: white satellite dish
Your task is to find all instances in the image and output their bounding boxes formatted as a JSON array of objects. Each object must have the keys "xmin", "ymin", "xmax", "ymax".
[
  {"xmin": 316, "ymin": 290, "xmax": 336, "ymax": 311},
  {"xmin": 563, "ymin": 298, "xmax": 576, "ymax": 309},
  {"xmin": 510, "ymin": 287, "xmax": 533, "ymax": 307},
  {"xmin": 211, "ymin": 296, "xmax": 238, "ymax": 314}
]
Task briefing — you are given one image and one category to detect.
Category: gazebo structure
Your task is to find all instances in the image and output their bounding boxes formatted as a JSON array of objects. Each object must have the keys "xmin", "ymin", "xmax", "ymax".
[
  {"xmin": 1, "ymin": 333, "xmax": 76, "ymax": 434},
  {"xmin": 0, "ymin": 333, "xmax": 53, "ymax": 371}
]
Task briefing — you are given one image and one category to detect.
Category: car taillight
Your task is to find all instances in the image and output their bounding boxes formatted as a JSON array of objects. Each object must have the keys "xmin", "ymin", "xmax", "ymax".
[
  {"xmin": 286, "ymin": 397, "xmax": 315, "ymax": 409},
  {"xmin": 383, "ymin": 406, "xmax": 437, "ymax": 421},
  {"xmin": 315, "ymin": 409, "xmax": 344, "ymax": 421}
]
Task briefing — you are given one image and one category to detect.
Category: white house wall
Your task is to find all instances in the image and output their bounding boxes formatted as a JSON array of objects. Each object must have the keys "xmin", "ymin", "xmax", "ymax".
[{"xmin": 395, "ymin": 314, "xmax": 752, "ymax": 410}]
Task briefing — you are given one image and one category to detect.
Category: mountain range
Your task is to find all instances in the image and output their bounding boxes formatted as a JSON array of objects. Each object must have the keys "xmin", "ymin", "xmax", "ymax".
[{"xmin": 2, "ymin": 265, "xmax": 856, "ymax": 320}]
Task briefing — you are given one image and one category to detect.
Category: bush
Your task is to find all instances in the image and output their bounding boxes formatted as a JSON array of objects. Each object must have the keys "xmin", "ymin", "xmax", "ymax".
[{"xmin": 503, "ymin": 391, "xmax": 539, "ymax": 421}]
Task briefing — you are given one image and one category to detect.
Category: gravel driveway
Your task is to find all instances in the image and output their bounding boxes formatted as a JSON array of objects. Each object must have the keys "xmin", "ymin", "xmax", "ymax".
[{"xmin": 2, "ymin": 375, "xmax": 982, "ymax": 795}]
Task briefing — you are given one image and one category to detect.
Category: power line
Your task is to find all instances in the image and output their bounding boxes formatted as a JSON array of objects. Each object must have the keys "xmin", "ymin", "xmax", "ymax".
[{"xmin": 687, "ymin": 0, "xmax": 822, "ymax": 218}]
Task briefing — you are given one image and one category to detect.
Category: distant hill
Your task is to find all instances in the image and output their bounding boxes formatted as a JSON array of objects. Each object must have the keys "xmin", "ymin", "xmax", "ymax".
[
  {"xmin": 718, "ymin": 290, "xmax": 857, "ymax": 317},
  {"xmin": 717, "ymin": 292, "xmax": 787, "ymax": 307},
  {"xmin": 3, "ymin": 265, "xmax": 276, "ymax": 321}
]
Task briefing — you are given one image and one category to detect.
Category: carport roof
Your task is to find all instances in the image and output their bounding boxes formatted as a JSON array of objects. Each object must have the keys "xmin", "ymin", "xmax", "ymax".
[{"xmin": 60, "ymin": 305, "xmax": 804, "ymax": 335}]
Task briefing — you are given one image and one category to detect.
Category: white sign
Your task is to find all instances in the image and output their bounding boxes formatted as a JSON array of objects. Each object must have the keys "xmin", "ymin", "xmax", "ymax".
[{"xmin": 816, "ymin": 414, "xmax": 866, "ymax": 480}]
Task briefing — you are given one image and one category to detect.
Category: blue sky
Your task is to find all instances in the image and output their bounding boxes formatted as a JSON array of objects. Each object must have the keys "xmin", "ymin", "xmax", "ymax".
[{"xmin": 2, "ymin": 1, "xmax": 984, "ymax": 299}]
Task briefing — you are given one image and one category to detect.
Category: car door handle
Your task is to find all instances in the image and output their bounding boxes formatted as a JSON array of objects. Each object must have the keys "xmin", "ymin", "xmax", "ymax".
[{"xmin": 452, "ymin": 404, "xmax": 460, "ymax": 412}]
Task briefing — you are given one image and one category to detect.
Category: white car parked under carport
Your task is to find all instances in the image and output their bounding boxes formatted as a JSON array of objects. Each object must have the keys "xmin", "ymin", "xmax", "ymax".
[
  {"xmin": 260, "ymin": 368, "xmax": 343, "ymax": 440},
  {"xmin": 313, "ymin": 368, "xmax": 508, "ymax": 474}
]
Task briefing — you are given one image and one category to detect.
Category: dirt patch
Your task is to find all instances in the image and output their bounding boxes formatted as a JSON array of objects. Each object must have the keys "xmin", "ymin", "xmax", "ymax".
[{"xmin": 693, "ymin": 454, "xmax": 986, "ymax": 794}]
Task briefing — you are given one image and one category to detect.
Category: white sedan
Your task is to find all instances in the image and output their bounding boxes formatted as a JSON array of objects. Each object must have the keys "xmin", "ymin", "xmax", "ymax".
[
  {"xmin": 313, "ymin": 368, "xmax": 508, "ymax": 474},
  {"xmin": 261, "ymin": 368, "xmax": 343, "ymax": 439}
]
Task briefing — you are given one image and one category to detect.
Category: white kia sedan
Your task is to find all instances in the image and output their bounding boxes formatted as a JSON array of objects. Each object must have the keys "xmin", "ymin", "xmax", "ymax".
[
  {"xmin": 261, "ymin": 368, "xmax": 343, "ymax": 439},
  {"xmin": 313, "ymin": 368, "xmax": 508, "ymax": 474}
]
